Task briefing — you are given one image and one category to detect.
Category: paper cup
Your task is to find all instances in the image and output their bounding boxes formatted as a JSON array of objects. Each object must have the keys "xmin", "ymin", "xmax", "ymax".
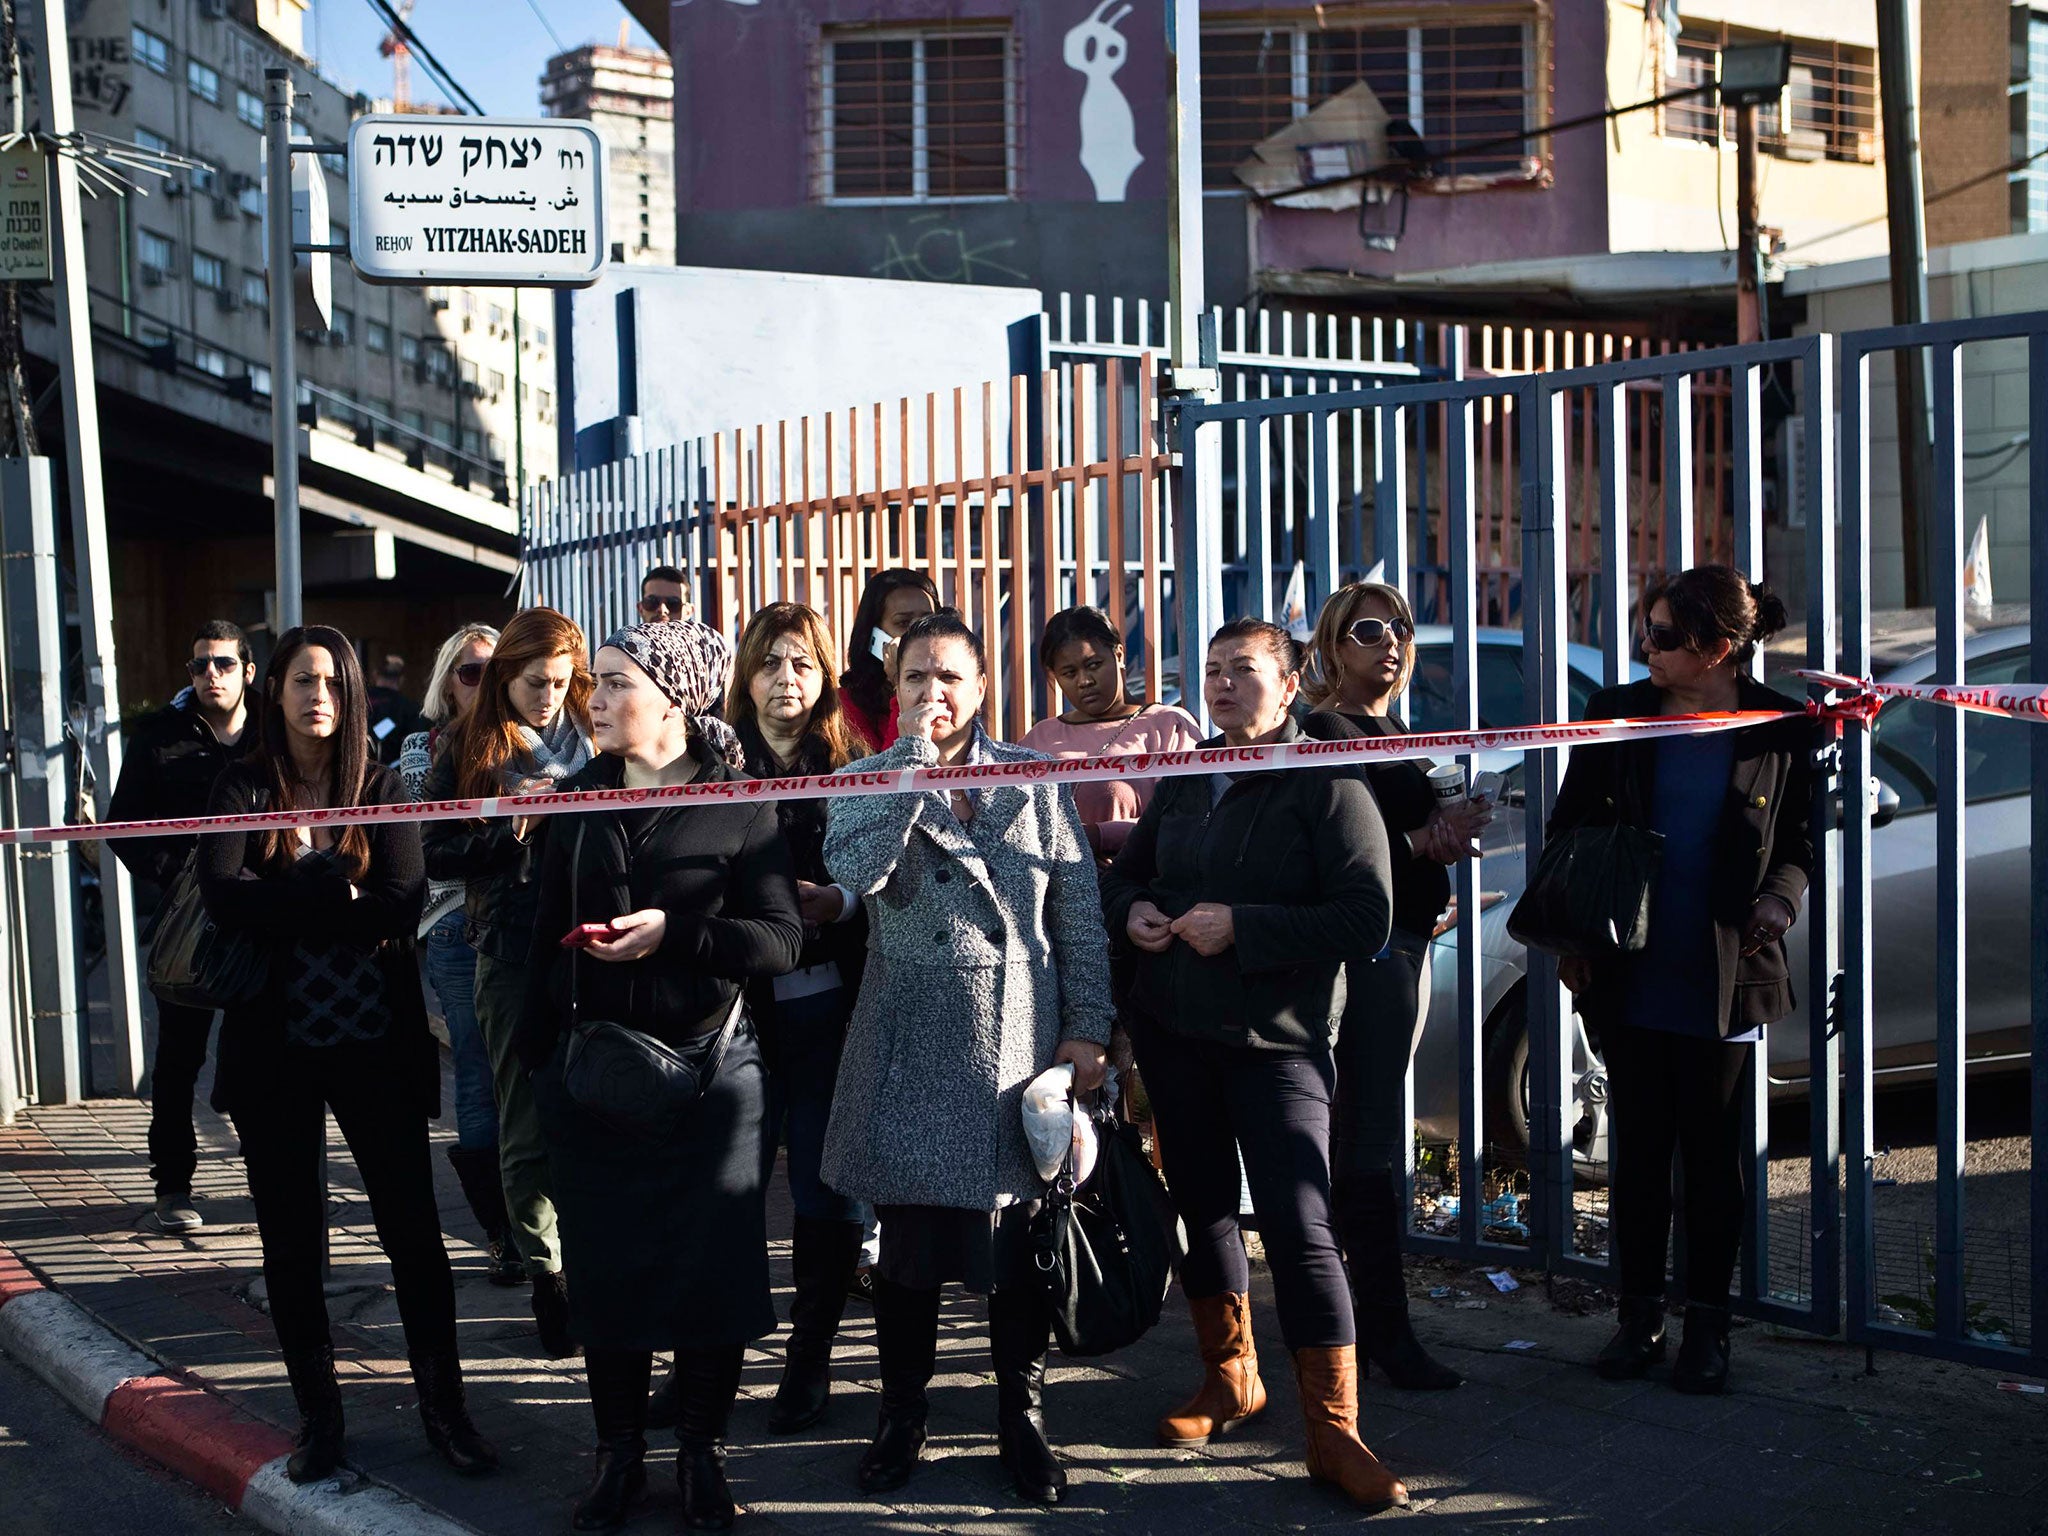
[{"xmin": 1427, "ymin": 763, "xmax": 1467, "ymax": 805}]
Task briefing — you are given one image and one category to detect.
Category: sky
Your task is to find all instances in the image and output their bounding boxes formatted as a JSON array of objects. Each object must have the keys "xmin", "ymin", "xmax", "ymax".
[{"xmin": 304, "ymin": 0, "xmax": 661, "ymax": 117}]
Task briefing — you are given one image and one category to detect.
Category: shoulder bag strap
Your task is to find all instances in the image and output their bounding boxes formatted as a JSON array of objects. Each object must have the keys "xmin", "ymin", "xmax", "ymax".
[{"xmin": 569, "ymin": 819, "xmax": 585, "ymax": 1029}]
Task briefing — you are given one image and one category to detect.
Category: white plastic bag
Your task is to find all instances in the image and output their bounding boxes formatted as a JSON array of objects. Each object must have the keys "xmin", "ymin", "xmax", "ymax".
[{"xmin": 1022, "ymin": 1063, "xmax": 1108, "ymax": 1186}]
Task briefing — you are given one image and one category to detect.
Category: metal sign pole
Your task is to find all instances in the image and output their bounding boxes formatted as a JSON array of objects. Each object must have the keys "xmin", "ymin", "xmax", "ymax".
[
  {"xmin": 29, "ymin": 0, "xmax": 143, "ymax": 1094},
  {"xmin": 266, "ymin": 67, "xmax": 303, "ymax": 634}
]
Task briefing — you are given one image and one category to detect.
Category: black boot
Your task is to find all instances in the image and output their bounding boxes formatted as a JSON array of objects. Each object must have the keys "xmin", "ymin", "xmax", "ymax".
[
  {"xmin": 282, "ymin": 1342, "xmax": 346, "ymax": 1484},
  {"xmin": 856, "ymin": 1279, "xmax": 937, "ymax": 1494},
  {"xmin": 645, "ymin": 1360, "xmax": 679, "ymax": 1430},
  {"xmin": 675, "ymin": 1344, "xmax": 747, "ymax": 1532},
  {"xmin": 412, "ymin": 1351, "xmax": 499, "ymax": 1475},
  {"xmin": 1341, "ymin": 1172, "xmax": 1462, "ymax": 1391},
  {"xmin": 1672, "ymin": 1305, "xmax": 1732, "ymax": 1395},
  {"xmin": 532, "ymin": 1267, "xmax": 578, "ymax": 1359},
  {"xmin": 575, "ymin": 1350, "xmax": 650, "ymax": 1533},
  {"xmin": 769, "ymin": 1216, "xmax": 865, "ymax": 1434},
  {"xmin": 444, "ymin": 1145, "xmax": 525, "ymax": 1288},
  {"xmin": 988, "ymin": 1282, "xmax": 1065, "ymax": 1506},
  {"xmin": 1594, "ymin": 1295, "xmax": 1668, "ymax": 1380}
]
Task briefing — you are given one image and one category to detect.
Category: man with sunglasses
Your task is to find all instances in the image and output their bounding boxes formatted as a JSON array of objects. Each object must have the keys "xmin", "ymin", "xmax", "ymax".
[
  {"xmin": 638, "ymin": 564, "xmax": 693, "ymax": 624},
  {"xmin": 108, "ymin": 620, "xmax": 258, "ymax": 1234}
]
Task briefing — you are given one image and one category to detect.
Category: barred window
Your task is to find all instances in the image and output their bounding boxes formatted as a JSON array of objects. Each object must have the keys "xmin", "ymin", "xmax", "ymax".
[
  {"xmin": 1202, "ymin": 10, "xmax": 1546, "ymax": 190},
  {"xmin": 817, "ymin": 26, "xmax": 1015, "ymax": 201},
  {"xmin": 1662, "ymin": 24, "xmax": 1879, "ymax": 164}
]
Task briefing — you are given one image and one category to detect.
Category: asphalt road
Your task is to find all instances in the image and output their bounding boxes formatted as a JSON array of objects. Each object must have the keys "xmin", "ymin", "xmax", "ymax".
[{"xmin": 0, "ymin": 1348, "xmax": 249, "ymax": 1535}]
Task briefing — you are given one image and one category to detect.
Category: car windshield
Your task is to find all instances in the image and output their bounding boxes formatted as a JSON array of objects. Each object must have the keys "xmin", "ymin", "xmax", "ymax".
[{"xmin": 1869, "ymin": 646, "xmax": 2032, "ymax": 810}]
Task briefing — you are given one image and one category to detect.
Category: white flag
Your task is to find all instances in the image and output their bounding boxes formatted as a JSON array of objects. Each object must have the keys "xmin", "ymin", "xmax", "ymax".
[
  {"xmin": 1282, "ymin": 561, "xmax": 1311, "ymax": 640},
  {"xmin": 1965, "ymin": 514, "xmax": 1994, "ymax": 614}
]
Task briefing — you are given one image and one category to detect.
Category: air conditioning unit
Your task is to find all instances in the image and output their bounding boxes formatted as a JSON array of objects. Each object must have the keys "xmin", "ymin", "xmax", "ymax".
[
  {"xmin": 199, "ymin": 0, "xmax": 226, "ymax": 15},
  {"xmin": 215, "ymin": 287, "xmax": 238, "ymax": 312},
  {"xmin": 140, "ymin": 263, "xmax": 166, "ymax": 286},
  {"xmin": 211, "ymin": 195, "xmax": 235, "ymax": 220},
  {"xmin": 427, "ymin": 289, "xmax": 450, "ymax": 311},
  {"xmin": 462, "ymin": 380, "xmax": 485, "ymax": 399},
  {"xmin": 1783, "ymin": 127, "xmax": 1827, "ymax": 163},
  {"xmin": 165, "ymin": 180, "xmax": 186, "ymax": 198}
]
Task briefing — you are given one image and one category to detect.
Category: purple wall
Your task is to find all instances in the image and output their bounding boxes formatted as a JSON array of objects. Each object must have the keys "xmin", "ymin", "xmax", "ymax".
[{"xmin": 670, "ymin": 0, "xmax": 1610, "ymax": 278}]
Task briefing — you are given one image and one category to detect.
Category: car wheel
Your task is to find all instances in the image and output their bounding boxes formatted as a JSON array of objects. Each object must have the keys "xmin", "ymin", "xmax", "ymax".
[{"xmin": 1483, "ymin": 987, "xmax": 1611, "ymax": 1186}]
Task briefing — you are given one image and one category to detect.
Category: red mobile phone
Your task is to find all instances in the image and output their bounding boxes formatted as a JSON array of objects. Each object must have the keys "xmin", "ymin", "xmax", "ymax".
[{"xmin": 560, "ymin": 922, "xmax": 617, "ymax": 949}]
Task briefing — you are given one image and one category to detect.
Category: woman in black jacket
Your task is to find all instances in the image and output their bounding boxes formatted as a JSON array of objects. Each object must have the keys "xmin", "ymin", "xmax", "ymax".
[
  {"xmin": 197, "ymin": 626, "xmax": 495, "ymax": 1485},
  {"xmin": 1301, "ymin": 582, "xmax": 1491, "ymax": 1392},
  {"xmin": 1100, "ymin": 617, "xmax": 1406, "ymax": 1513},
  {"xmin": 517, "ymin": 619, "xmax": 804, "ymax": 1534},
  {"xmin": 1547, "ymin": 565, "xmax": 1814, "ymax": 1395}
]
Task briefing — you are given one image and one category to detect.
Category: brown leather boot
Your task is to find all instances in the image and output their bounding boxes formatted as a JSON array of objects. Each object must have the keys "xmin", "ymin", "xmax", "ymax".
[
  {"xmin": 1292, "ymin": 1346, "xmax": 1409, "ymax": 1512},
  {"xmin": 1156, "ymin": 1292, "xmax": 1268, "ymax": 1446}
]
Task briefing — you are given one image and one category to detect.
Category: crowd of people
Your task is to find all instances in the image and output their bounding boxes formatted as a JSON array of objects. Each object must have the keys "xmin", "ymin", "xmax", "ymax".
[{"xmin": 109, "ymin": 559, "xmax": 1812, "ymax": 1529}]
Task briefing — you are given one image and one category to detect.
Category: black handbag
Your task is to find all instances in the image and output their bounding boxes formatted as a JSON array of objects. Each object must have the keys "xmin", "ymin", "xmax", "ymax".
[
  {"xmin": 1032, "ymin": 1104, "xmax": 1184, "ymax": 1358},
  {"xmin": 559, "ymin": 821, "xmax": 741, "ymax": 1143},
  {"xmin": 146, "ymin": 850, "xmax": 269, "ymax": 1009},
  {"xmin": 1507, "ymin": 821, "xmax": 1664, "ymax": 958}
]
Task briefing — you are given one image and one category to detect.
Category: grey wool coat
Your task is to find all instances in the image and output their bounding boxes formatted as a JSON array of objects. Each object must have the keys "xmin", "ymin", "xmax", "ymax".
[{"xmin": 820, "ymin": 728, "xmax": 1117, "ymax": 1212}]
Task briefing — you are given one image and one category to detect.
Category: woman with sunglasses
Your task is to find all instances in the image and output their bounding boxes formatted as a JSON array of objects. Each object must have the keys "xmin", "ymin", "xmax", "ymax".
[
  {"xmin": 1298, "ymin": 583, "xmax": 1490, "ymax": 1392},
  {"xmin": 837, "ymin": 568, "xmax": 938, "ymax": 751},
  {"xmin": 197, "ymin": 626, "xmax": 496, "ymax": 1483},
  {"xmin": 423, "ymin": 607, "xmax": 594, "ymax": 1358},
  {"xmin": 1548, "ymin": 565, "xmax": 1812, "ymax": 1395},
  {"xmin": 398, "ymin": 623, "xmax": 523, "ymax": 1287}
]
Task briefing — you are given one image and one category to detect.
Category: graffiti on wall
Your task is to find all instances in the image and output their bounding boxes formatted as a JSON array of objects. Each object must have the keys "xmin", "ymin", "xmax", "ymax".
[
  {"xmin": 1064, "ymin": 0, "xmax": 1140, "ymax": 202},
  {"xmin": 872, "ymin": 212, "xmax": 1026, "ymax": 284}
]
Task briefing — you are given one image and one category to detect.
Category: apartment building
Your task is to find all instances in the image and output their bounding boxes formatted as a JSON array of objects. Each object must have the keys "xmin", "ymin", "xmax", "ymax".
[{"xmin": 539, "ymin": 42, "xmax": 675, "ymax": 265}]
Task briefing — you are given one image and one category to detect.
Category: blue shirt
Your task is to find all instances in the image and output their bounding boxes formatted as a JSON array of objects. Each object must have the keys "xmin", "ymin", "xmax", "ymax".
[{"xmin": 1621, "ymin": 733, "xmax": 1760, "ymax": 1043}]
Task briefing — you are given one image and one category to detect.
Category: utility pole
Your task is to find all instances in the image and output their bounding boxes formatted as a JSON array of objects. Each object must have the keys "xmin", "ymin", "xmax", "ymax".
[
  {"xmin": 1876, "ymin": 0, "xmax": 1933, "ymax": 606},
  {"xmin": 1734, "ymin": 103, "xmax": 1762, "ymax": 344},
  {"xmin": 266, "ymin": 67, "xmax": 304, "ymax": 633},
  {"xmin": 27, "ymin": 0, "xmax": 144, "ymax": 1095}
]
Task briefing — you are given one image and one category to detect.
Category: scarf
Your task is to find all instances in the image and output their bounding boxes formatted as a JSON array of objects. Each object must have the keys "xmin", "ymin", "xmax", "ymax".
[
  {"xmin": 505, "ymin": 706, "xmax": 592, "ymax": 795},
  {"xmin": 598, "ymin": 619, "xmax": 746, "ymax": 770}
]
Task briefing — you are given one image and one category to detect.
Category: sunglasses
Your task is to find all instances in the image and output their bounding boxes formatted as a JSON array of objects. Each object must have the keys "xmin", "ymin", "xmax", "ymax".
[
  {"xmin": 454, "ymin": 661, "xmax": 488, "ymax": 687},
  {"xmin": 1641, "ymin": 622, "xmax": 1689, "ymax": 655},
  {"xmin": 1345, "ymin": 616, "xmax": 1414, "ymax": 648},
  {"xmin": 638, "ymin": 595, "xmax": 686, "ymax": 617},
  {"xmin": 185, "ymin": 655, "xmax": 241, "ymax": 677}
]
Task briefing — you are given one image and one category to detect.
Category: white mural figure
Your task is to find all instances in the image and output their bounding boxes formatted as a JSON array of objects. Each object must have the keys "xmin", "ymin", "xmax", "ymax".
[{"xmin": 1064, "ymin": 0, "xmax": 1142, "ymax": 202}]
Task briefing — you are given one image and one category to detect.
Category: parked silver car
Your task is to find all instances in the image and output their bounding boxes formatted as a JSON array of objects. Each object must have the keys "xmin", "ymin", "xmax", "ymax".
[{"xmin": 1406, "ymin": 628, "xmax": 2028, "ymax": 1178}]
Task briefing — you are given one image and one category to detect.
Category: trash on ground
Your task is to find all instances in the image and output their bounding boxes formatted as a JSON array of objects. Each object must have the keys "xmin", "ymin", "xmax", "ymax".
[
  {"xmin": 1484, "ymin": 1268, "xmax": 1520, "ymax": 1293},
  {"xmin": 1502, "ymin": 1339, "xmax": 1540, "ymax": 1351},
  {"xmin": 1455, "ymin": 1299, "xmax": 1489, "ymax": 1310},
  {"xmin": 1996, "ymin": 1381, "xmax": 2045, "ymax": 1395}
]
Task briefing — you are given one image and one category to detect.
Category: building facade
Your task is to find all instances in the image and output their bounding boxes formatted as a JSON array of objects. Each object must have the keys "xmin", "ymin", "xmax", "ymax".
[
  {"xmin": 634, "ymin": 0, "xmax": 1893, "ymax": 318},
  {"xmin": 540, "ymin": 43, "xmax": 676, "ymax": 265}
]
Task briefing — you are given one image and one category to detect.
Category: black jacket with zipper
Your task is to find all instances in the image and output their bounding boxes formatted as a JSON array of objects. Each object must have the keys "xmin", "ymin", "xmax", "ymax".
[
  {"xmin": 1100, "ymin": 717, "xmax": 1394, "ymax": 1053},
  {"xmin": 107, "ymin": 700, "xmax": 244, "ymax": 892},
  {"xmin": 1545, "ymin": 676, "xmax": 1817, "ymax": 1036},
  {"xmin": 420, "ymin": 749, "xmax": 543, "ymax": 965}
]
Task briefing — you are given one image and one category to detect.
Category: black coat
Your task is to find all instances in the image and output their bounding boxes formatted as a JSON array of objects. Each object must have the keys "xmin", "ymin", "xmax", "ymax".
[
  {"xmin": 1300, "ymin": 708, "xmax": 1451, "ymax": 942},
  {"xmin": 420, "ymin": 750, "xmax": 542, "ymax": 965},
  {"xmin": 195, "ymin": 763, "xmax": 435, "ymax": 1117},
  {"xmin": 515, "ymin": 744, "xmax": 806, "ymax": 1073},
  {"xmin": 1100, "ymin": 717, "xmax": 1394, "ymax": 1053},
  {"xmin": 107, "ymin": 701, "xmax": 243, "ymax": 891},
  {"xmin": 1546, "ymin": 677, "xmax": 1817, "ymax": 1036}
]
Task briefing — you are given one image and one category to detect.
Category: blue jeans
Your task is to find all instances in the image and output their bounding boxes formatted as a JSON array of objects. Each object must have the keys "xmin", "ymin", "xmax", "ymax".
[
  {"xmin": 761, "ymin": 986, "xmax": 871, "ymax": 1226},
  {"xmin": 424, "ymin": 908, "xmax": 497, "ymax": 1152}
]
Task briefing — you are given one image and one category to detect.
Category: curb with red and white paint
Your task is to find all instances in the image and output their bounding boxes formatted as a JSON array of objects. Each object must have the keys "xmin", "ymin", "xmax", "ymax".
[{"xmin": 0, "ymin": 1243, "xmax": 476, "ymax": 1536}]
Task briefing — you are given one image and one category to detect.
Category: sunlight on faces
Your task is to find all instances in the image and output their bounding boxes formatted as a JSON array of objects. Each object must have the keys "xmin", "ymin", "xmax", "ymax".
[
  {"xmin": 449, "ymin": 636, "xmax": 495, "ymax": 715},
  {"xmin": 506, "ymin": 653, "xmax": 576, "ymax": 731},
  {"xmin": 1048, "ymin": 636, "xmax": 1126, "ymax": 721},
  {"xmin": 1205, "ymin": 633, "xmax": 1299, "ymax": 743},
  {"xmin": 190, "ymin": 637, "xmax": 253, "ymax": 715},
  {"xmin": 877, "ymin": 586, "xmax": 937, "ymax": 639},
  {"xmin": 589, "ymin": 645, "xmax": 686, "ymax": 760},
  {"xmin": 277, "ymin": 644, "xmax": 342, "ymax": 744},
  {"xmin": 751, "ymin": 633, "xmax": 823, "ymax": 731},
  {"xmin": 1641, "ymin": 597, "xmax": 1733, "ymax": 692},
  {"xmin": 898, "ymin": 633, "xmax": 986, "ymax": 756},
  {"xmin": 1335, "ymin": 590, "xmax": 1409, "ymax": 707}
]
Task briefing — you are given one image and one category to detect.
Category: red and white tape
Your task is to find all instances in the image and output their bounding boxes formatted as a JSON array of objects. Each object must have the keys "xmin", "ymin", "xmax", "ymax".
[
  {"xmin": 1794, "ymin": 668, "xmax": 2048, "ymax": 722},
  {"xmin": 0, "ymin": 708, "xmax": 1800, "ymax": 849}
]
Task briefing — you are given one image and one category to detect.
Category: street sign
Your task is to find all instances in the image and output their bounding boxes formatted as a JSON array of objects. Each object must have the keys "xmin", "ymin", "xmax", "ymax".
[
  {"xmin": 347, "ymin": 114, "xmax": 606, "ymax": 287},
  {"xmin": 291, "ymin": 140, "xmax": 332, "ymax": 331},
  {"xmin": 0, "ymin": 143, "xmax": 52, "ymax": 283}
]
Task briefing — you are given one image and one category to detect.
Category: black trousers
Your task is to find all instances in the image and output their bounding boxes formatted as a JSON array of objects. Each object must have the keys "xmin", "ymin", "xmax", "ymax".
[
  {"xmin": 231, "ymin": 1042, "xmax": 457, "ymax": 1362},
  {"xmin": 1330, "ymin": 935, "xmax": 1429, "ymax": 1192},
  {"xmin": 1135, "ymin": 1025, "xmax": 1353, "ymax": 1351},
  {"xmin": 147, "ymin": 1000, "xmax": 216, "ymax": 1198},
  {"xmin": 1603, "ymin": 1022, "xmax": 1752, "ymax": 1309}
]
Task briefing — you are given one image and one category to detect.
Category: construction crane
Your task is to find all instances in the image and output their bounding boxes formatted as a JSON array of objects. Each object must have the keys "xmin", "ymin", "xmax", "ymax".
[{"xmin": 378, "ymin": 0, "xmax": 416, "ymax": 111}]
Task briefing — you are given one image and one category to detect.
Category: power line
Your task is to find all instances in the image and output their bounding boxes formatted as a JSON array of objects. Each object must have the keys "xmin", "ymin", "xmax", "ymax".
[
  {"xmin": 520, "ymin": 0, "xmax": 567, "ymax": 55},
  {"xmin": 1778, "ymin": 143, "xmax": 2048, "ymax": 258},
  {"xmin": 360, "ymin": 0, "xmax": 485, "ymax": 114}
]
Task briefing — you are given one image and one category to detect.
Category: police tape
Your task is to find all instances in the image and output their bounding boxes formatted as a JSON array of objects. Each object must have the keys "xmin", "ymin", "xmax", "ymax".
[
  {"xmin": 1793, "ymin": 668, "xmax": 2048, "ymax": 722},
  {"xmin": 0, "ymin": 707, "xmax": 1802, "ymax": 849}
]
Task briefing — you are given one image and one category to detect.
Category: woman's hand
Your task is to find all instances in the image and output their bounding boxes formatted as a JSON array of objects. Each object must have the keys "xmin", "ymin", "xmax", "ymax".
[
  {"xmin": 796, "ymin": 880, "xmax": 846, "ymax": 926},
  {"xmin": 588, "ymin": 908, "xmax": 666, "ymax": 962},
  {"xmin": 901, "ymin": 698, "xmax": 952, "ymax": 743},
  {"xmin": 1125, "ymin": 899, "xmax": 1175, "ymax": 954},
  {"xmin": 1741, "ymin": 894, "xmax": 1796, "ymax": 957},
  {"xmin": 1053, "ymin": 1038, "xmax": 1108, "ymax": 1094},
  {"xmin": 1418, "ymin": 799, "xmax": 1491, "ymax": 864},
  {"xmin": 1558, "ymin": 955, "xmax": 1593, "ymax": 996},
  {"xmin": 1170, "ymin": 902, "xmax": 1236, "ymax": 957}
]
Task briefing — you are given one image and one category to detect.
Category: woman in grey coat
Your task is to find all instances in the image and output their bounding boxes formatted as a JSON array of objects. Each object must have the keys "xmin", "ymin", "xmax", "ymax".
[{"xmin": 822, "ymin": 610, "xmax": 1114, "ymax": 1508}]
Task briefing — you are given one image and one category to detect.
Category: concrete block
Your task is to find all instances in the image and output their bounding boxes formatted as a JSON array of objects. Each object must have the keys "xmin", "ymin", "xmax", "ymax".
[
  {"xmin": 0, "ymin": 1287, "xmax": 156, "ymax": 1423},
  {"xmin": 241, "ymin": 1459, "xmax": 483, "ymax": 1536}
]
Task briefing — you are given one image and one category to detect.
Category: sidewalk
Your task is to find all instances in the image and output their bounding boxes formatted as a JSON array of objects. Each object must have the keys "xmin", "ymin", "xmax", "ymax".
[{"xmin": 2, "ymin": 1053, "xmax": 2045, "ymax": 1536}]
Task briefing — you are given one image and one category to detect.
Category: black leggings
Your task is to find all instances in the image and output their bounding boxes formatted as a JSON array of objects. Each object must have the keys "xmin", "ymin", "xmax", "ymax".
[
  {"xmin": 1135, "ymin": 1026, "xmax": 1352, "ymax": 1351},
  {"xmin": 1330, "ymin": 935, "xmax": 1429, "ymax": 1193},
  {"xmin": 1603, "ymin": 1022, "xmax": 1753, "ymax": 1309},
  {"xmin": 231, "ymin": 1043, "xmax": 456, "ymax": 1362}
]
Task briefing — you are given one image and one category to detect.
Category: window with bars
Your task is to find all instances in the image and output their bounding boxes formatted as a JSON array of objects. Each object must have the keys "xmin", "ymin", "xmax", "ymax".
[
  {"xmin": 816, "ymin": 26, "xmax": 1016, "ymax": 201},
  {"xmin": 1201, "ymin": 11, "xmax": 1544, "ymax": 190},
  {"xmin": 1661, "ymin": 25, "xmax": 1879, "ymax": 164},
  {"xmin": 2022, "ymin": 12, "xmax": 2048, "ymax": 229}
]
